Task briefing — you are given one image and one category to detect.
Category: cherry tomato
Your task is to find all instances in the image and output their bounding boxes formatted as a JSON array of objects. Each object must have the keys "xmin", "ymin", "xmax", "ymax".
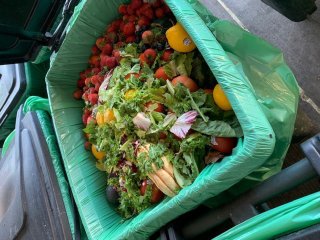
[
  {"xmin": 211, "ymin": 137, "xmax": 238, "ymax": 154},
  {"xmin": 172, "ymin": 76, "xmax": 198, "ymax": 92},
  {"xmin": 145, "ymin": 101, "xmax": 164, "ymax": 113}
]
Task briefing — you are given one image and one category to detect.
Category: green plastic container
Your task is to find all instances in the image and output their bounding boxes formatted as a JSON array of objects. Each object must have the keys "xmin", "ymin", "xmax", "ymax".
[
  {"xmin": 46, "ymin": 0, "xmax": 298, "ymax": 239},
  {"xmin": 214, "ymin": 191, "xmax": 320, "ymax": 240}
]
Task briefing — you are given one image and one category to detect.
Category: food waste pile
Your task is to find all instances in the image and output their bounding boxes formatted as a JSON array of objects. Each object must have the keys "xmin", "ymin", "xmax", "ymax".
[{"xmin": 73, "ymin": 0, "xmax": 243, "ymax": 218}]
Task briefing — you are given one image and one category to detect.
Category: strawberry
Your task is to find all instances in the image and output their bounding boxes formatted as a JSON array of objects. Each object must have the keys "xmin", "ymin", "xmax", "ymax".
[
  {"xmin": 112, "ymin": 19, "xmax": 122, "ymax": 29},
  {"xmin": 84, "ymin": 141, "xmax": 92, "ymax": 151},
  {"xmin": 144, "ymin": 8, "xmax": 154, "ymax": 20},
  {"xmin": 82, "ymin": 109, "xmax": 91, "ymax": 125},
  {"xmin": 77, "ymin": 79, "xmax": 85, "ymax": 88},
  {"xmin": 118, "ymin": 4, "xmax": 127, "ymax": 15},
  {"xmin": 128, "ymin": 15, "xmax": 137, "ymax": 23},
  {"xmin": 85, "ymin": 68, "xmax": 94, "ymax": 76},
  {"xmin": 139, "ymin": 53, "xmax": 148, "ymax": 65},
  {"xmin": 94, "ymin": 83, "xmax": 101, "ymax": 92},
  {"xmin": 101, "ymin": 43, "xmax": 113, "ymax": 55},
  {"xmin": 101, "ymin": 55, "xmax": 117, "ymax": 69},
  {"xmin": 88, "ymin": 87, "xmax": 97, "ymax": 94},
  {"xmin": 114, "ymin": 41, "xmax": 125, "ymax": 49},
  {"xmin": 163, "ymin": 4, "xmax": 171, "ymax": 14},
  {"xmin": 87, "ymin": 116, "xmax": 97, "ymax": 125},
  {"xmin": 120, "ymin": 21, "xmax": 125, "ymax": 32},
  {"xmin": 131, "ymin": 0, "xmax": 142, "ymax": 9},
  {"xmin": 123, "ymin": 22, "xmax": 135, "ymax": 36},
  {"xmin": 141, "ymin": 3, "xmax": 151, "ymax": 11},
  {"xmin": 112, "ymin": 49, "xmax": 122, "ymax": 63},
  {"xmin": 88, "ymin": 93, "xmax": 99, "ymax": 105},
  {"xmin": 152, "ymin": 0, "xmax": 162, "ymax": 8},
  {"xmin": 91, "ymin": 75, "xmax": 103, "ymax": 85},
  {"xmin": 105, "ymin": 32, "xmax": 118, "ymax": 43},
  {"xmin": 91, "ymin": 67, "xmax": 101, "ymax": 75},
  {"xmin": 85, "ymin": 77, "xmax": 92, "ymax": 86},
  {"xmin": 154, "ymin": 66, "xmax": 171, "ymax": 80},
  {"xmin": 125, "ymin": 35, "xmax": 136, "ymax": 43},
  {"xmin": 73, "ymin": 89, "xmax": 83, "ymax": 100},
  {"xmin": 142, "ymin": 30, "xmax": 154, "ymax": 44},
  {"xmin": 161, "ymin": 49, "xmax": 173, "ymax": 62},
  {"xmin": 137, "ymin": 16, "xmax": 150, "ymax": 27},
  {"xmin": 91, "ymin": 45, "xmax": 100, "ymax": 55},
  {"xmin": 80, "ymin": 71, "xmax": 87, "ymax": 80},
  {"xmin": 136, "ymin": 8, "xmax": 143, "ymax": 17},
  {"xmin": 89, "ymin": 55, "xmax": 100, "ymax": 67},
  {"xmin": 155, "ymin": 8, "xmax": 165, "ymax": 18},
  {"xmin": 107, "ymin": 24, "xmax": 117, "ymax": 33},
  {"xmin": 96, "ymin": 37, "xmax": 106, "ymax": 50},
  {"xmin": 122, "ymin": 15, "xmax": 130, "ymax": 23},
  {"xmin": 144, "ymin": 48, "xmax": 157, "ymax": 63},
  {"xmin": 127, "ymin": 4, "xmax": 135, "ymax": 15}
]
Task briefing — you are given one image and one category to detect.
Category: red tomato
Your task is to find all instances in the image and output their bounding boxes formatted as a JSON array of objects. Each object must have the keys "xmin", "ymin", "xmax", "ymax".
[
  {"xmin": 145, "ymin": 101, "xmax": 164, "ymax": 113},
  {"xmin": 125, "ymin": 72, "xmax": 140, "ymax": 80},
  {"xmin": 172, "ymin": 76, "xmax": 199, "ymax": 92},
  {"xmin": 211, "ymin": 137, "xmax": 238, "ymax": 154}
]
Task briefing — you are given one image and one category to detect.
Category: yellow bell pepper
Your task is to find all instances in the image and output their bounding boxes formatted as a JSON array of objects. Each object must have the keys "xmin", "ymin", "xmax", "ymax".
[
  {"xmin": 91, "ymin": 144, "xmax": 105, "ymax": 161},
  {"xmin": 104, "ymin": 108, "xmax": 116, "ymax": 123},
  {"xmin": 166, "ymin": 23, "xmax": 196, "ymax": 53}
]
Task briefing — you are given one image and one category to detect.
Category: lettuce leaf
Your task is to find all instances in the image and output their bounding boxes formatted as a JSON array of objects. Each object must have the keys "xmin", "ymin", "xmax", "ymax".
[{"xmin": 192, "ymin": 118, "xmax": 243, "ymax": 137}]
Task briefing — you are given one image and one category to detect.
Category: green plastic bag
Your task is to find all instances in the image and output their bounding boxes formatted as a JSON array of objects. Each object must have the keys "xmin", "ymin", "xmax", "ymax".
[
  {"xmin": 45, "ymin": 0, "xmax": 297, "ymax": 239},
  {"xmin": 214, "ymin": 191, "xmax": 320, "ymax": 240},
  {"xmin": 188, "ymin": 1, "xmax": 299, "ymax": 207}
]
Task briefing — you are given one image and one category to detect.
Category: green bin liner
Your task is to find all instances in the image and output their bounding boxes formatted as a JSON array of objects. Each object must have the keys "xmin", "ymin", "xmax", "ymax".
[
  {"xmin": 46, "ymin": 0, "xmax": 297, "ymax": 239},
  {"xmin": 189, "ymin": 1, "xmax": 300, "ymax": 207},
  {"xmin": 214, "ymin": 191, "xmax": 320, "ymax": 240},
  {"xmin": 0, "ymin": 61, "xmax": 48, "ymax": 144}
]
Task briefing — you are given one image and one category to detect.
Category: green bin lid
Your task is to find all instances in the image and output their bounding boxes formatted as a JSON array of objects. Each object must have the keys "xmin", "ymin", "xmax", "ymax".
[{"xmin": 0, "ymin": 0, "xmax": 64, "ymax": 65}]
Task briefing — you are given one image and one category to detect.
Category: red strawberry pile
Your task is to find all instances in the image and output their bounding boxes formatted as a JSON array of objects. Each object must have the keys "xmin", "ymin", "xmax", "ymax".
[{"xmin": 74, "ymin": 0, "xmax": 173, "ymax": 127}]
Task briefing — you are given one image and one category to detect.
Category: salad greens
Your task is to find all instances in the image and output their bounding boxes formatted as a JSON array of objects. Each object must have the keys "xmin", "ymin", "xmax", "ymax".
[{"xmin": 83, "ymin": 43, "xmax": 242, "ymax": 218}]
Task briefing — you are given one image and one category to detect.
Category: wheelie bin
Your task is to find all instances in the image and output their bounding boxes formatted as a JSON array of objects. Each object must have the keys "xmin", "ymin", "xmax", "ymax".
[
  {"xmin": 0, "ymin": 0, "xmax": 79, "ymax": 144},
  {"xmin": 0, "ymin": 98, "xmax": 87, "ymax": 239},
  {"xmin": 43, "ymin": 0, "xmax": 299, "ymax": 239}
]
